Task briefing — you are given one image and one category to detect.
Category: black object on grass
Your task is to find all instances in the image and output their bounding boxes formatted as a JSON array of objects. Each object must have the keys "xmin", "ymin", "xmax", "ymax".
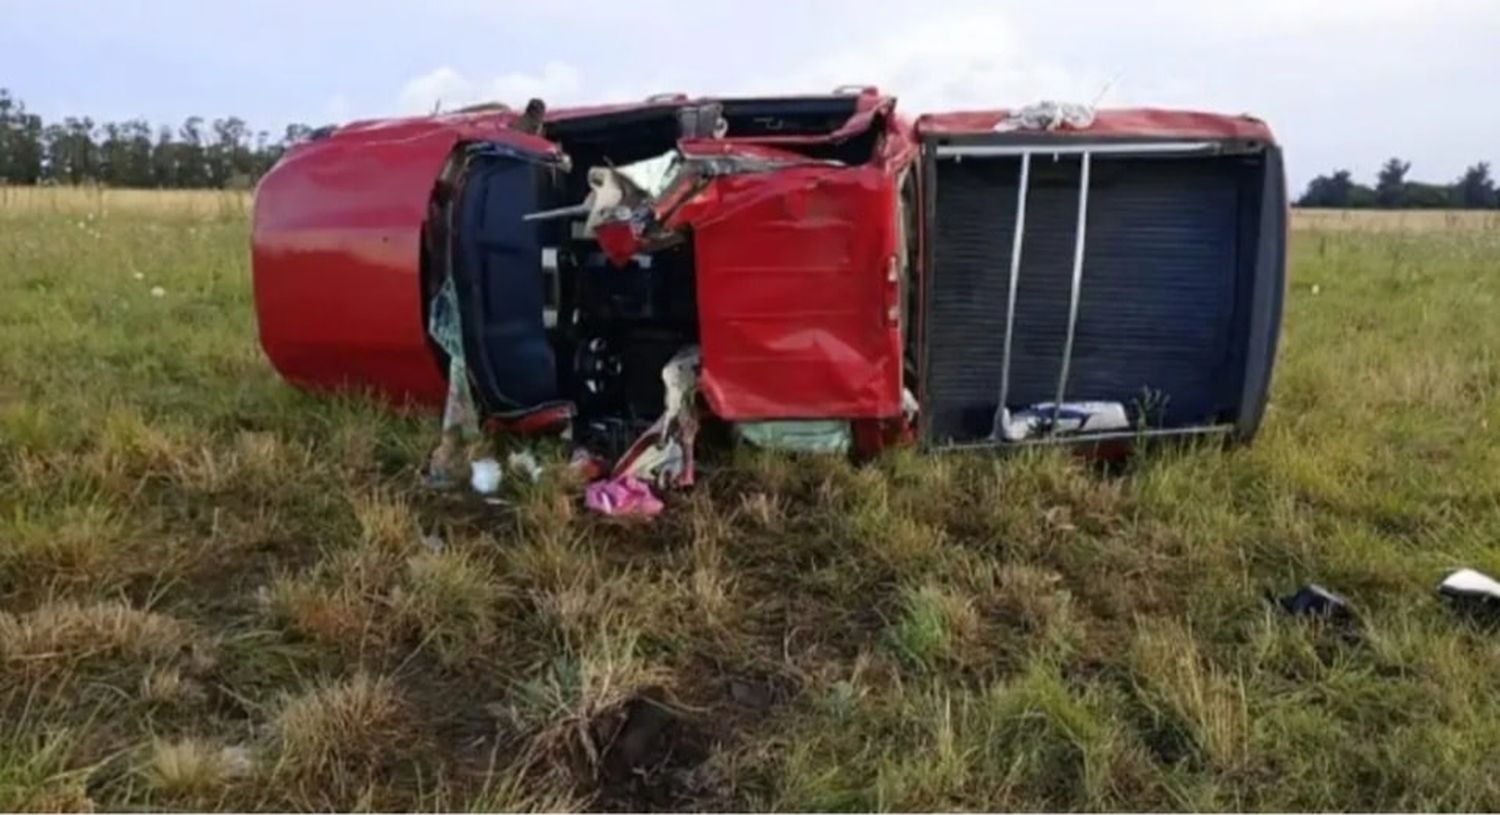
[{"xmin": 1271, "ymin": 584, "xmax": 1352, "ymax": 621}]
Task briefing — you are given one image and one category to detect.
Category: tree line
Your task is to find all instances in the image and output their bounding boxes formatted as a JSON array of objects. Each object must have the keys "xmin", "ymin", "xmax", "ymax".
[
  {"xmin": 0, "ymin": 88, "xmax": 314, "ymax": 189},
  {"xmin": 1299, "ymin": 158, "xmax": 1497, "ymax": 209},
  {"xmin": 6, "ymin": 84, "xmax": 1499, "ymax": 206}
]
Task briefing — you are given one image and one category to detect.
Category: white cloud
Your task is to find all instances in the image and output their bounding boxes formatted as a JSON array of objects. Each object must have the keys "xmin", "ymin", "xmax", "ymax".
[
  {"xmin": 386, "ymin": 0, "xmax": 1500, "ymax": 188},
  {"xmin": 732, "ymin": 9, "xmax": 1112, "ymax": 114},
  {"xmin": 397, "ymin": 67, "xmax": 469, "ymax": 114},
  {"xmin": 1161, "ymin": 0, "xmax": 1437, "ymax": 34},
  {"xmin": 397, "ymin": 61, "xmax": 586, "ymax": 114}
]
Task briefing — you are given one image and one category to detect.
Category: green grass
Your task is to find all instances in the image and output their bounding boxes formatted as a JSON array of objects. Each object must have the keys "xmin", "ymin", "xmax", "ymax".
[{"xmin": 2, "ymin": 192, "xmax": 1499, "ymax": 810}]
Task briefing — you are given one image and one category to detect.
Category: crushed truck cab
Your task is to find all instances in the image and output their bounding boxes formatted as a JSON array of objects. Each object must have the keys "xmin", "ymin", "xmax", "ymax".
[{"xmin": 251, "ymin": 91, "xmax": 1284, "ymax": 456}]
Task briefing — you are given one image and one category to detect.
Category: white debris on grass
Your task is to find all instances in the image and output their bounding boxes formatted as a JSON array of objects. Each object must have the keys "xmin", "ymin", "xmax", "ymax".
[
  {"xmin": 469, "ymin": 457, "xmax": 502, "ymax": 494},
  {"xmin": 507, "ymin": 450, "xmax": 543, "ymax": 482}
]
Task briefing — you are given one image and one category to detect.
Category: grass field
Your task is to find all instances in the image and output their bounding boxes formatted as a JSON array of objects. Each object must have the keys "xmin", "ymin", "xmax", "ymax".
[{"xmin": 2, "ymin": 188, "xmax": 1499, "ymax": 811}]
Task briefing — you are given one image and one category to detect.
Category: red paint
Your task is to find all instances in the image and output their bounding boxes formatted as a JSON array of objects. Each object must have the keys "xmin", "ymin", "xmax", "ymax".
[
  {"xmin": 252, "ymin": 92, "xmax": 914, "ymax": 419},
  {"xmin": 916, "ymin": 107, "xmax": 1276, "ymax": 143},
  {"xmin": 252, "ymin": 113, "xmax": 560, "ymax": 407},
  {"xmin": 592, "ymin": 220, "xmax": 641, "ymax": 268},
  {"xmin": 667, "ymin": 164, "xmax": 904, "ymax": 419},
  {"xmin": 482, "ymin": 402, "xmax": 576, "ymax": 436},
  {"xmin": 663, "ymin": 100, "xmax": 914, "ymax": 420},
  {"xmin": 252, "ymin": 94, "xmax": 1257, "ymax": 437}
]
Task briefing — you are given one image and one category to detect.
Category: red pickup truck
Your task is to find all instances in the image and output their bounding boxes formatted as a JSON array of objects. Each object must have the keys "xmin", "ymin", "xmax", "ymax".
[{"xmin": 251, "ymin": 89, "xmax": 1284, "ymax": 455}]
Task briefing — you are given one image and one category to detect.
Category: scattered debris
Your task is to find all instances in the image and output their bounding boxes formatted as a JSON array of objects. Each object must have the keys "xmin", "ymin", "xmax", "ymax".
[
  {"xmin": 615, "ymin": 151, "xmax": 682, "ymax": 199},
  {"xmin": 998, "ymin": 401, "xmax": 1129, "ymax": 441},
  {"xmin": 424, "ymin": 278, "xmax": 483, "ymax": 488},
  {"xmin": 1439, "ymin": 569, "xmax": 1500, "ymax": 619},
  {"xmin": 614, "ymin": 346, "xmax": 701, "ymax": 488},
  {"xmin": 420, "ymin": 533, "xmax": 445, "ymax": 553},
  {"xmin": 524, "ymin": 147, "xmax": 843, "ymax": 268},
  {"xmin": 218, "ymin": 745, "xmax": 255, "ymax": 779},
  {"xmin": 469, "ymin": 458, "xmax": 502, "ymax": 495},
  {"xmin": 507, "ymin": 450, "xmax": 544, "ymax": 483},
  {"xmin": 150, "ymin": 285, "xmax": 166, "ymax": 298},
  {"xmin": 902, "ymin": 388, "xmax": 920, "ymax": 422},
  {"xmin": 735, "ymin": 420, "xmax": 852, "ymax": 454},
  {"xmin": 585, "ymin": 475, "xmax": 664, "ymax": 518},
  {"xmin": 1271, "ymin": 584, "xmax": 1352, "ymax": 621},
  {"xmin": 569, "ymin": 447, "xmax": 608, "ymax": 482},
  {"xmin": 132, "ymin": 271, "xmax": 145, "ymax": 281},
  {"xmin": 994, "ymin": 100, "xmax": 1097, "ymax": 132}
]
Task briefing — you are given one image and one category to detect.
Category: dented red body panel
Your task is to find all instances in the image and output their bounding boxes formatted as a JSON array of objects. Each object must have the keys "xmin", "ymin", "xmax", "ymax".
[
  {"xmin": 671, "ymin": 102, "xmax": 913, "ymax": 419},
  {"xmin": 252, "ymin": 126, "xmax": 454, "ymax": 407},
  {"xmin": 671, "ymin": 163, "xmax": 902, "ymax": 419},
  {"xmin": 251, "ymin": 113, "xmax": 559, "ymax": 407},
  {"xmin": 252, "ymin": 92, "xmax": 913, "ymax": 420}
]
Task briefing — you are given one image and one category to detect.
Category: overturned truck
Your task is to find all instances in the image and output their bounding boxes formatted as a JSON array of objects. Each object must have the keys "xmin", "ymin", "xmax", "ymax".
[{"xmin": 252, "ymin": 90, "xmax": 1285, "ymax": 460}]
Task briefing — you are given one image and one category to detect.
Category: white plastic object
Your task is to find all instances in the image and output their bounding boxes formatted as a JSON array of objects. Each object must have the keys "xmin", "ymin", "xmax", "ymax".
[
  {"xmin": 469, "ymin": 458, "xmax": 502, "ymax": 494},
  {"xmin": 1440, "ymin": 568, "xmax": 1500, "ymax": 599}
]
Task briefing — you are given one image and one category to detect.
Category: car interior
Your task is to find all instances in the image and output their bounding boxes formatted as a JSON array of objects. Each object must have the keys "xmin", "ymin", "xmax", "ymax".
[{"xmin": 424, "ymin": 95, "xmax": 887, "ymax": 449}]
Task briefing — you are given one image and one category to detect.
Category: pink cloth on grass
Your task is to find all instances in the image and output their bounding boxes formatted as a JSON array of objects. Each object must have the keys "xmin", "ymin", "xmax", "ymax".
[{"xmin": 584, "ymin": 475, "xmax": 664, "ymax": 517}]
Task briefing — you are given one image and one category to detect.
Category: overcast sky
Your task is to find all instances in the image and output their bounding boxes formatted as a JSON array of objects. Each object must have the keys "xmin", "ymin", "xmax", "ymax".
[{"xmin": 3, "ymin": 0, "xmax": 1497, "ymax": 190}]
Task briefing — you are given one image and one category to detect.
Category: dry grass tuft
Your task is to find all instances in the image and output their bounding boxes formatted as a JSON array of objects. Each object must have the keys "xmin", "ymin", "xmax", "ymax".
[
  {"xmin": 0, "ymin": 602, "xmax": 193, "ymax": 683},
  {"xmin": 143, "ymin": 737, "xmax": 248, "ymax": 801},
  {"xmin": 271, "ymin": 674, "xmax": 413, "ymax": 782},
  {"xmin": 510, "ymin": 630, "xmax": 673, "ymax": 766},
  {"xmin": 350, "ymin": 491, "xmax": 419, "ymax": 554},
  {"xmin": 396, "ymin": 548, "xmax": 499, "ymax": 665}
]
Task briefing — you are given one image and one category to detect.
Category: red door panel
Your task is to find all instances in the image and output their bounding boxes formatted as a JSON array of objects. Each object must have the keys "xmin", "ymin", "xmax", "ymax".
[{"xmin": 683, "ymin": 165, "xmax": 903, "ymax": 419}]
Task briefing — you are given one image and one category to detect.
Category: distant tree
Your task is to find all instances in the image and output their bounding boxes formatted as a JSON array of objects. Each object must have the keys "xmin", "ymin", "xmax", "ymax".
[
  {"xmin": 0, "ymin": 86, "xmax": 307, "ymax": 189},
  {"xmin": 122, "ymin": 119, "xmax": 154, "ymax": 187},
  {"xmin": 1347, "ymin": 183, "xmax": 1377, "ymax": 208},
  {"xmin": 1301, "ymin": 170, "xmax": 1353, "ymax": 207},
  {"xmin": 1375, "ymin": 157, "xmax": 1412, "ymax": 208},
  {"xmin": 0, "ymin": 89, "xmax": 15, "ymax": 181},
  {"xmin": 98, "ymin": 121, "xmax": 128, "ymax": 185},
  {"xmin": 1297, "ymin": 169, "xmax": 1380, "ymax": 208},
  {"xmin": 176, "ymin": 116, "xmax": 208, "ymax": 187},
  {"xmin": 45, "ymin": 117, "xmax": 100, "ymax": 184},
  {"xmin": 282, "ymin": 123, "xmax": 313, "ymax": 144},
  {"xmin": 1404, "ymin": 182, "xmax": 1453, "ymax": 209},
  {"xmin": 13, "ymin": 86, "xmax": 1499, "ymax": 204},
  {"xmin": 1454, "ymin": 162, "xmax": 1497, "ymax": 209},
  {"xmin": 209, "ymin": 116, "xmax": 250, "ymax": 186},
  {"xmin": 150, "ymin": 125, "xmax": 176, "ymax": 187},
  {"xmin": 0, "ymin": 89, "xmax": 45, "ymax": 183}
]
